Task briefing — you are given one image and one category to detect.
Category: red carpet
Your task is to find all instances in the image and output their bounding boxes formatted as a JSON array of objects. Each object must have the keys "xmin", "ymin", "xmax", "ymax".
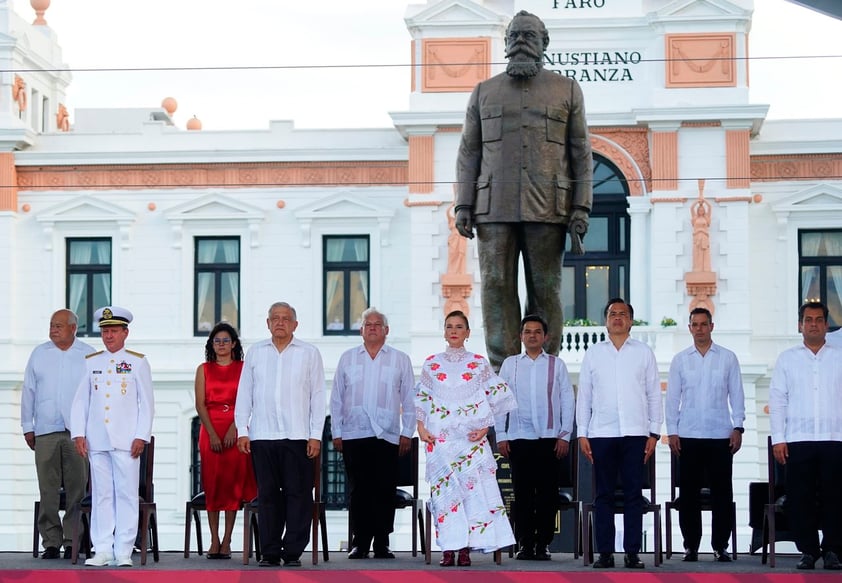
[{"xmin": 2, "ymin": 571, "xmax": 840, "ymax": 582}]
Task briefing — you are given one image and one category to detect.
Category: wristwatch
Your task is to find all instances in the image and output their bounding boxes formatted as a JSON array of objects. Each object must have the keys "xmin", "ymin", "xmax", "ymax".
[
  {"xmin": 649, "ymin": 432, "xmax": 660, "ymax": 440},
  {"xmin": 733, "ymin": 427, "xmax": 745, "ymax": 434}
]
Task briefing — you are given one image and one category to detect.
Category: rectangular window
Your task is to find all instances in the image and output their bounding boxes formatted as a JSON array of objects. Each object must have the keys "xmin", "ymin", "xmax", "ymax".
[
  {"xmin": 194, "ymin": 237, "xmax": 240, "ymax": 336},
  {"xmin": 66, "ymin": 238, "xmax": 112, "ymax": 336},
  {"xmin": 323, "ymin": 235, "xmax": 369, "ymax": 335},
  {"xmin": 799, "ymin": 229, "xmax": 842, "ymax": 328}
]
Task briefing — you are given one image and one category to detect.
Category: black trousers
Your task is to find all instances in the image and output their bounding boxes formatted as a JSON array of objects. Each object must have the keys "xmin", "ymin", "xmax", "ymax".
[
  {"xmin": 678, "ymin": 437, "xmax": 733, "ymax": 552},
  {"xmin": 509, "ymin": 438, "xmax": 560, "ymax": 549},
  {"xmin": 343, "ymin": 437, "xmax": 398, "ymax": 551},
  {"xmin": 591, "ymin": 436, "xmax": 647, "ymax": 555},
  {"xmin": 786, "ymin": 441, "xmax": 842, "ymax": 557},
  {"xmin": 476, "ymin": 223, "xmax": 566, "ymax": 370},
  {"xmin": 250, "ymin": 439, "xmax": 312, "ymax": 560}
]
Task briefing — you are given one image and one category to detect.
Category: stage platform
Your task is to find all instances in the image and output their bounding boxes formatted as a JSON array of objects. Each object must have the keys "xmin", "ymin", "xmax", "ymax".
[{"xmin": 0, "ymin": 551, "xmax": 838, "ymax": 582}]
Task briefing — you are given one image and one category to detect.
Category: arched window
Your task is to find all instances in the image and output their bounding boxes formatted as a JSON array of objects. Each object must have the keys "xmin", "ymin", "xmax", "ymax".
[{"xmin": 562, "ymin": 155, "xmax": 630, "ymax": 323}]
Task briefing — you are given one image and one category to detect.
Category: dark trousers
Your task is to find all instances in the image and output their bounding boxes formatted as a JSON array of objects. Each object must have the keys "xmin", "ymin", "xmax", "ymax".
[
  {"xmin": 250, "ymin": 439, "xmax": 312, "ymax": 560},
  {"xmin": 786, "ymin": 441, "xmax": 842, "ymax": 557},
  {"xmin": 509, "ymin": 438, "xmax": 560, "ymax": 549},
  {"xmin": 591, "ymin": 436, "xmax": 647, "ymax": 555},
  {"xmin": 476, "ymin": 223, "xmax": 566, "ymax": 370},
  {"xmin": 343, "ymin": 437, "xmax": 398, "ymax": 551},
  {"xmin": 678, "ymin": 437, "xmax": 733, "ymax": 552}
]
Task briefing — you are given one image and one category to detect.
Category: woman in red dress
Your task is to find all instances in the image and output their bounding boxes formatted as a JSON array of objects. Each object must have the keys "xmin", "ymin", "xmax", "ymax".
[{"xmin": 194, "ymin": 322, "xmax": 257, "ymax": 559}]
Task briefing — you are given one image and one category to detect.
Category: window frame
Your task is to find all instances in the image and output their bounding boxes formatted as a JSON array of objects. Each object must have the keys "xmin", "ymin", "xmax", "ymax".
[
  {"xmin": 193, "ymin": 236, "xmax": 241, "ymax": 337},
  {"xmin": 66, "ymin": 237, "xmax": 112, "ymax": 337},
  {"xmin": 322, "ymin": 235, "xmax": 371, "ymax": 336},
  {"xmin": 562, "ymin": 155, "xmax": 631, "ymax": 321},
  {"xmin": 798, "ymin": 228, "xmax": 842, "ymax": 329}
]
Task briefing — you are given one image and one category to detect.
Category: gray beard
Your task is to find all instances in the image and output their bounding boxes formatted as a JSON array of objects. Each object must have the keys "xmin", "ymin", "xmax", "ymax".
[{"xmin": 506, "ymin": 60, "xmax": 541, "ymax": 78}]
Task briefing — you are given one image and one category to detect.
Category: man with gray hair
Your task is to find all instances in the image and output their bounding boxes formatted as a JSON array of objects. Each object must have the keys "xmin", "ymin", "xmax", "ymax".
[
  {"xmin": 236, "ymin": 302, "xmax": 326, "ymax": 568},
  {"xmin": 455, "ymin": 10, "xmax": 593, "ymax": 370},
  {"xmin": 22, "ymin": 309, "xmax": 94, "ymax": 560},
  {"xmin": 331, "ymin": 308, "xmax": 415, "ymax": 559}
]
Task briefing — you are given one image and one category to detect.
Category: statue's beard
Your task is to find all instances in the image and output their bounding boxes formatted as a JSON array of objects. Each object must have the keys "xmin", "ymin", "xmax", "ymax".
[{"xmin": 506, "ymin": 45, "xmax": 543, "ymax": 78}]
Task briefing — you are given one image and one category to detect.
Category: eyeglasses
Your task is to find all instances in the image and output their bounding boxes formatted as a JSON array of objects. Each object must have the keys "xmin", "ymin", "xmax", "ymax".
[{"xmin": 213, "ymin": 338, "xmax": 232, "ymax": 345}]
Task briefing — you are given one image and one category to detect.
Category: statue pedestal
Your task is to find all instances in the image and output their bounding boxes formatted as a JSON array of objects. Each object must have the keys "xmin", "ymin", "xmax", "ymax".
[
  {"xmin": 441, "ymin": 273, "xmax": 473, "ymax": 315},
  {"xmin": 685, "ymin": 271, "xmax": 717, "ymax": 314}
]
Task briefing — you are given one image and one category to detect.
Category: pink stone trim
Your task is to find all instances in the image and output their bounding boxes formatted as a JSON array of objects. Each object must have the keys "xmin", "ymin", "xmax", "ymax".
[
  {"xmin": 651, "ymin": 132, "xmax": 678, "ymax": 191},
  {"xmin": 408, "ymin": 135, "xmax": 434, "ymax": 194},
  {"xmin": 16, "ymin": 161, "xmax": 409, "ymax": 190}
]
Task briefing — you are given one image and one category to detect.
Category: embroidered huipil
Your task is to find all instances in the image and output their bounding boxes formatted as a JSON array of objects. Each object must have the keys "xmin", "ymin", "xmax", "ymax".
[{"xmin": 415, "ymin": 347, "xmax": 516, "ymax": 552}]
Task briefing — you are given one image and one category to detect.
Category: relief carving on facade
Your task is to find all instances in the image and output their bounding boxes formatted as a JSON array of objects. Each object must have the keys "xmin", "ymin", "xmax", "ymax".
[{"xmin": 665, "ymin": 33, "xmax": 736, "ymax": 88}]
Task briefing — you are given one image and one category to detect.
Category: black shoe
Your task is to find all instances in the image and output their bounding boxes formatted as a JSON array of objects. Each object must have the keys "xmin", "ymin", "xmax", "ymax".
[
  {"xmin": 534, "ymin": 545, "xmax": 551, "ymax": 561},
  {"xmin": 683, "ymin": 548, "xmax": 698, "ymax": 562},
  {"xmin": 258, "ymin": 556, "xmax": 280, "ymax": 567},
  {"xmin": 796, "ymin": 553, "xmax": 816, "ymax": 570},
  {"xmin": 713, "ymin": 549, "xmax": 732, "ymax": 562},
  {"xmin": 63, "ymin": 547, "xmax": 73, "ymax": 560},
  {"xmin": 624, "ymin": 553, "xmax": 645, "ymax": 568},
  {"xmin": 824, "ymin": 551, "xmax": 842, "ymax": 570},
  {"xmin": 515, "ymin": 546, "xmax": 535, "ymax": 560},
  {"xmin": 283, "ymin": 557, "xmax": 302, "ymax": 567},
  {"xmin": 593, "ymin": 553, "xmax": 615, "ymax": 568},
  {"xmin": 40, "ymin": 547, "xmax": 60, "ymax": 560},
  {"xmin": 347, "ymin": 546, "xmax": 369, "ymax": 559},
  {"xmin": 373, "ymin": 547, "xmax": 395, "ymax": 559}
]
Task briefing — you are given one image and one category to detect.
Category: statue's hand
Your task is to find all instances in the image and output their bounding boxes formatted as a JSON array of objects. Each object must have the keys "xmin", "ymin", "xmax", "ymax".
[
  {"xmin": 455, "ymin": 208, "xmax": 475, "ymax": 239},
  {"xmin": 568, "ymin": 208, "xmax": 590, "ymax": 255}
]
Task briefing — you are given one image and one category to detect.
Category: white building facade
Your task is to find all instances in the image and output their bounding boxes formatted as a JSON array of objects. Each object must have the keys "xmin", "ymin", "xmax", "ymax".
[{"xmin": 2, "ymin": 0, "xmax": 841, "ymax": 554}]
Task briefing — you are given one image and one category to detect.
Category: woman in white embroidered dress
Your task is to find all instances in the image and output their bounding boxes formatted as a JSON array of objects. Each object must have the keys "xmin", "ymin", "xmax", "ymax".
[{"xmin": 416, "ymin": 310, "xmax": 517, "ymax": 566}]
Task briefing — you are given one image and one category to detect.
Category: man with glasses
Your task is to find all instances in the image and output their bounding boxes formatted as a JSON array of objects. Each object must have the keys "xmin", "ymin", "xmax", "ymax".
[
  {"xmin": 235, "ymin": 302, "xmax": 325, "ymax": 568},
  {"xmin": 496, "ymin": 314, "xmax": 574, "ymax": 561},
  {"xmin": 330, "ymin": 308, "xmax": 415, "ymax": 559},
  {"xmin": 576, "ymin": 298, "xmax": 662, "ymax": 569},
  {"xmin": 769, "ymin": 301, "xmax": 842, "ymax": 570}
]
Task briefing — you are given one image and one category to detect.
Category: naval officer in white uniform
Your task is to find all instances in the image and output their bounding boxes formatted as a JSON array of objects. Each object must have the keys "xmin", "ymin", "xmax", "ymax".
[{"xmin": 71, "ymin": 306, "xmax": 154, "ymax": 567}]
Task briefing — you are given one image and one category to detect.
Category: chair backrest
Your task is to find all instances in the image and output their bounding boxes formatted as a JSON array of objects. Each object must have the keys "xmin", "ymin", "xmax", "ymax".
[
  {"xmin": 139, "ymin": 436, "xmax": 155, "ymax": 503},
  {"xmin": 766, "ymin": 435, "xmax": 786, "ymax": 502},
  {"xmin": 669, "ymin": 450, "xmax": 713, "ymax": 500},
  {"xmin": 558, "ymin": 426, "xmax": 578, "ymax": 495},
  {"xmin": 396, "ymin": 437, "xmax": 420, "ymax": 497}
]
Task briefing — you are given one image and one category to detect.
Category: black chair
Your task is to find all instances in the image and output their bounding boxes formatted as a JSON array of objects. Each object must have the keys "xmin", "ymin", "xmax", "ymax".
[
  {"xmin": 664, "ymin": 451, "xmax": 737, "ymax": 559},
  {"xmin": 761, "ymin": 435, "xmax": 796, "ymax": 567},
  {"xmin": 581, "ymin": 446, "xmax": 662, "ymax": 567},
  {"xmin": 242, "ymin": 452, "xmax": 329, "ymax": 565},
  {"xmin": 71, "ymin": 436, "xmax": 160, "ymax": 565},
  {"xmin": 347, "ymin": 437, "xmax": 425, "ymax": 557}
]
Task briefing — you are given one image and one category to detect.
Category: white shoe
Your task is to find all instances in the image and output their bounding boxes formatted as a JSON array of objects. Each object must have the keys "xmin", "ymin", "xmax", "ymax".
[
  {"xmin": 84, "ymin": 553, "xmax": 114, "ymax": 567},
  {"xmin": 112, "ymin": 556, "xmax": 133, "ymax": 567}
]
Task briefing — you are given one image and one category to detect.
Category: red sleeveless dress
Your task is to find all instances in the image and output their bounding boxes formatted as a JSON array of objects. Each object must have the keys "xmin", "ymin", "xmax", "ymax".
[{"xmin": 198, "ymin": 361, "xmax": 257, "ymax": 511}]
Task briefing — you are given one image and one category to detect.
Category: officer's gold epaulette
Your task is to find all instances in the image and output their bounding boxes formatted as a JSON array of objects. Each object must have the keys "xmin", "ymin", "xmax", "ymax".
[
  {"xmin": 126, "ymin": 349, "xmax": 145, "ymax": 358},
  {"xmin": 85, "ymin": 351, "xmax": 103, "ymax": 359}
]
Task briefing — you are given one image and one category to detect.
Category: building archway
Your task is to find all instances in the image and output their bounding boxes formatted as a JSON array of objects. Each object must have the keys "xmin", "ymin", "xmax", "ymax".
[{"xmin": 562, "ymin": 154, "xmax": 631, "ymax": 322}]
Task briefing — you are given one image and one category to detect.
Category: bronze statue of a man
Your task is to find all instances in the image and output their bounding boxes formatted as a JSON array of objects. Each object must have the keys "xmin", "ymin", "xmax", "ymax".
[{"xmin": 455, "ymin": 10, "xmax": 593, "ymax": 370}]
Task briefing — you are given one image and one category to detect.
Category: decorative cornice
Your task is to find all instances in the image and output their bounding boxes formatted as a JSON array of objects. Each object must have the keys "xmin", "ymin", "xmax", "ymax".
[
  {"xmin": 16, "ymin": 161, "xmax": 409, "ymax": 191},
  {"xmin": 750, "ymin": 154, "xmax": 842, "ymax": 182}
]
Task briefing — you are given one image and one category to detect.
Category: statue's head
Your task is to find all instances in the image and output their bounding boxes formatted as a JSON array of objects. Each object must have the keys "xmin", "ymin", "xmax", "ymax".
[{"xmin": 505, "ymin": 11, "xmax": 549, "ymax": 79}]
